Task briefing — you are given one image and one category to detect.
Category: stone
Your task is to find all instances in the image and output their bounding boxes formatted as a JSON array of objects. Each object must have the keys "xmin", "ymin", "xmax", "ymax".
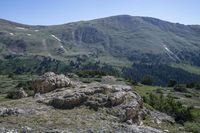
[
  {"xmin": 0, "ymin": 127, "xmax": 18, "ymax": 133},
  {"xmin": 121, "ymin": 124, "xmax": 164, "ymax": 133},
  {"xmin": 0, "ymin": 107, "xmax": 24, "ymax": 116},
  {"xmin": 107, "ymin": 91, "xmax": 126, "ymax": 106},
  {"xmin": 101, "ymin": 76, "xmax": 116, "ymax": 84},
  {"xmin": 21, "ymin": 126, "xmax": 33, "ymax": 133}
]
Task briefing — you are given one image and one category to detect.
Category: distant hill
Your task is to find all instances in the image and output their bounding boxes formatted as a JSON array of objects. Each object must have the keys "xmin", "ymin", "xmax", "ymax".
[{"xmin": 0, "ymin": 15, "xmax": 200, "ymax": 85}]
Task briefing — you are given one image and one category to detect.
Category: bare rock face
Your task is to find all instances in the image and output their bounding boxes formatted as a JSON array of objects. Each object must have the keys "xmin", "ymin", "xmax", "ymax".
[{"xmin": 32, "ymin": 72, "xmax": 71, "ymax": 93}]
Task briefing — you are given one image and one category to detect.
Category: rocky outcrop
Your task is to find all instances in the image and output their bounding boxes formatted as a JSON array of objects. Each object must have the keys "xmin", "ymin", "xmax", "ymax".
[
  {"xmin": 33, "ymin": 74, "xmax": 143, "ymax": 124},
  {"xmin": 0, "ymin": 73, "xmax": 172, "ymax": 132},
  {"xmin": 32, "ymin": 72, "xmax": 71, "ymax": 93}
]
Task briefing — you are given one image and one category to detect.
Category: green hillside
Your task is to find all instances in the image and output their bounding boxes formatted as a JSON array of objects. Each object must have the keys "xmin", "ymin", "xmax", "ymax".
[{"xmin": 0, "ymin": 15, "xmax": 200, "ymax": 85}]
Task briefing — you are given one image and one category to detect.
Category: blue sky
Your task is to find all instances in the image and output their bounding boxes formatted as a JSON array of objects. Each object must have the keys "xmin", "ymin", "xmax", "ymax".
[{"xmin": 0, "ymin": 0, "xmax": 199, "ymax": 25}]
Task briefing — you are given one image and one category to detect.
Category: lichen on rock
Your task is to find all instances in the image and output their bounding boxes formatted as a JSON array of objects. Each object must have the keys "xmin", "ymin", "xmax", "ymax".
[{"xmin": 32, "ymin": 72, "xmax": 71, "ymax": 93}]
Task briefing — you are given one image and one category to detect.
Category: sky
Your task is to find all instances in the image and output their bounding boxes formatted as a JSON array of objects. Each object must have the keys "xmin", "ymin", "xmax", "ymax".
[{"xmin": 0, "ymin": 0, "xmax": 199, "ymax": 25}]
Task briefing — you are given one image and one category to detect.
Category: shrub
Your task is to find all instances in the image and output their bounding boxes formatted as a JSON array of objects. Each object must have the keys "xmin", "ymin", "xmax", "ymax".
[
  {"xmin": 185, "ymin": 122, "xmax": 200, "ymax": 133},
  {"xmin": 6, "ymin": 90, "xmax": 17, "ymax": 99},
  {"xmin": 184, "ymin": 94, "xmax": 192, "ymax": 98},
  {"xmin": 155, "ymin": 88, "xmax": 163, "ymax": 94},
  {"xmin": 168, "ymin": 79, "xmax": 177, "ymax": 87},
  {"xmin": 7, "ymin": 73, "xmax": 14, "ymax": 79},
  {"xmin": 195, "ymin": 83, "xmax": 200, "ymax": 90},
  {"xmin": 17, "ymin": 81, "xmax": 32, "ymax": 90},
  {"xmin": 174, "ymin": 84, "xmax": 187, "ymax": 92},
  {"xmin": 186, "ymin": 82, "xmax": 195, "ymax": 88},
  {"xmin": 141, "ymin": 75, "xmax": 153, "ymax": 85},
  {"xmin": 76, "ymin": 70, "xmax": 107, "ymax": 78},
  {"xmin": 143, "ymin": 93, "xmax": 193, "ymax": 123}
]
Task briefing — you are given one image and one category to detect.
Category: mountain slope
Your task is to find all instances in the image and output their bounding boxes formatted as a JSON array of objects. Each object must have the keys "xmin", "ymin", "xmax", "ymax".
[
  {"xmin": 0, "ymin": 15, "xmax": 200, "ymax": 84},
  {"xmin": 1, "ymin": 15, "xmax": 200, "ymax": 64}
]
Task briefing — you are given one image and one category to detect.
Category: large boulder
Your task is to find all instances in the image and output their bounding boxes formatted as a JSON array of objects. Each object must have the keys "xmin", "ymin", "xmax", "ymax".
[
  {"xmin": 32, "ymin": 72, "xmax": 71, "ymax": 93},
  {"xmin": 39, "ymin": 81, "xmax": 143, "ymax": 124}
]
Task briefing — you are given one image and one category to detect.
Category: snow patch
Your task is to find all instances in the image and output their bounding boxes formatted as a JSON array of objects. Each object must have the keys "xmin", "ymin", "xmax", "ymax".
[
  {"xmin": 163, "ymin": 44, "xmax": 180, "ymax": 61},
  {"xmin": 51, "ymin": 34, "xmax": 61, "ymax": 42},
  {"xmin": 16, "ymin": 27, "xmax": 26, "ymax": 30},
  {"xmin": 9, "ymin": 33, "xmax": 14, "ymax": 36},
  {"xmin": 163, "ymin": 45, "xmax": 173, "ymax": 54},
  {"xmin": 27, "ymin": 34, "xmax": 31, "ymax": 36},
  {"xmin": 59, "ymin": 44, "xmax": 67, "ymax": 53},
  {"xmin": 34, "ymin": 30, "xmax": 39, "ymax": 32},
  {"xmin": 55, "ymin": 40, "xmax": 66, "ymax": 52}
]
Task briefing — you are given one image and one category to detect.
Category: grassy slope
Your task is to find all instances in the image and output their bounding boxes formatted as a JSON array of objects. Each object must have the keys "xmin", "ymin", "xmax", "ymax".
[
  {"xmin": 133, "ymin": 84, "xmax": 200, "ymax": 133},
  {"xmin": 171, "ymin": 63, "xmax": 200, "ymax": 75}
]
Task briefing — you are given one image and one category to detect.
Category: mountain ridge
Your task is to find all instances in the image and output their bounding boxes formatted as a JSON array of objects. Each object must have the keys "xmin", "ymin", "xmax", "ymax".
[
  {"xmin": 1, "ymin": 15, "xmax": 200, "ymax": 26},
  {"xmin": 0, "ymin": 15, "xmax": 200, "ymax": 85}
]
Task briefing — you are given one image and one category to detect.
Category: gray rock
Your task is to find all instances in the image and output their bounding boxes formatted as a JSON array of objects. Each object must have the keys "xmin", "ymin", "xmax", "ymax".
[
  {"xmin": 0, "ymin": 127, "xmax": 18, "ymax": 133},
  {"xmin": 120, "ymin": 124, "xmax": 164, "ymax": 133},
  {"xmin": 0, "ymin": 107, "xmax": 24, "ymax": 116},
  {"xmin": 21, "ymin": 126, "xmax": 33, "ymax": 133},
  {"xmin": 32, "ymin": 72, "xmax": 71, "ymax": 93},
  {"xmin": 108, "ymin": 91, "xmax": 126, "ymax": 106},
  {"xmin": 101, "ymin": 76, "xmax": 116, "ymax": 84},
  {"xmin": 50, "ymin": 92, "xmax": 88, "ymax": 109},
  {"xmin": 147, "ymin": 109, "xmax": 175, "ymax": 124},
  {"xmin": 41, "ymin": 82, "xmax": 144, "ymax": 125}
]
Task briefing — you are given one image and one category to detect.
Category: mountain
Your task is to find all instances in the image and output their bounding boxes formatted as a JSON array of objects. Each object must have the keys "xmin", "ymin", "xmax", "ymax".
[{"xmin": 0, "ymin": 15, "xmax": 200, "ymax": 85}]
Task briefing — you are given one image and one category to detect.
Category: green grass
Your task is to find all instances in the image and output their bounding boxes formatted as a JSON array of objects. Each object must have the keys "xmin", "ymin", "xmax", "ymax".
[
  {"xmin": 143, "ymin": 115, "xmax": 183, "ymax": 133},
  {"xmin": 133, "ymin": 84, "xmax": 159, "ymax": 97},
  {"xmin": 132, "ymin": 83, "xmax": 200, "ymax": 132},
  {"xmin": 0, "ymin": 94, "xmax": 10, "ymax": 103},
  {"xmin": 0, "ymin": 74, "xmax": 38, "ymax": 94},
  {"xmin": 191, "ymin": 108, "xmax": 200, "ymax": 122},
  {"xmin": 184, "ymin": 122, "xmax": 200, "ymax": 133},
  {"xmin": 171, "ymin": 63, "xmax": 200, "ymax": 75}
]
